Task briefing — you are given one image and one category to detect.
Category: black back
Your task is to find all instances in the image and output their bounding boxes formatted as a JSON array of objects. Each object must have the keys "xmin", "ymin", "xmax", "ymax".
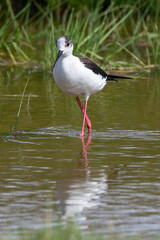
[
  {"xmin": 79, "ymin": 57, "xmax": 107, "ymax": 78},
  {"xmin": 79, "ymin": 57, "xmax": 132, "ymax": 82}
]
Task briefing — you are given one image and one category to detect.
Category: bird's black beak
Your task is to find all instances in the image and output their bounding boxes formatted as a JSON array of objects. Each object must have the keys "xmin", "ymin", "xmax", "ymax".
[
  {"xmin": 53, "ymin": 50, "xmax": 63, "ymax": 69},
  {"xmin": 57, "ymin": 50, "xmax": 63, "ymax": 59}
]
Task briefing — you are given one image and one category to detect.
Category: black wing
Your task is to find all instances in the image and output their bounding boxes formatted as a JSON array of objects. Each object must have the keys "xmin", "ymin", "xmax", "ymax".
[
  {"xmin": 79, "ymin": 57, "xmax": 132, "ymax": 82},
  {"xmin": 79, "ymin": 57, "xmax": 107, "ymax": 78},
  {"xmin": 107, "ymin": 74, "xmax": 132, "ymax": 81}
]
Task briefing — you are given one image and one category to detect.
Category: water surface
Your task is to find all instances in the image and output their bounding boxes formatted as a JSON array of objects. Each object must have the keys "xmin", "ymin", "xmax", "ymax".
[{"xmin": 0, "ymin": 67, "xmax": 160, "ymax": 239}]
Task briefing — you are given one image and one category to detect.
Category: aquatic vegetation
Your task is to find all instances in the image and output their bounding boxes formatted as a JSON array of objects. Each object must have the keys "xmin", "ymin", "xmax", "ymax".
[
  {"xmin": 0, "ymin": 0, "xmax": 159, "ymax": 71},
  {"xmin": 2, "ymin": 221, "xmax": 159, "ymax": 240},
  {"xmin": 11, "ymin": 77, "xmax": 30, "ymax": 135}
]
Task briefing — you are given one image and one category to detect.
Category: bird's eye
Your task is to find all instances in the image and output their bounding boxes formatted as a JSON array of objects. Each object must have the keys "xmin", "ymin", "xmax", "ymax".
[{"xmin": 66, "ymin": 43, "xmax": 70, "ymax": 47}]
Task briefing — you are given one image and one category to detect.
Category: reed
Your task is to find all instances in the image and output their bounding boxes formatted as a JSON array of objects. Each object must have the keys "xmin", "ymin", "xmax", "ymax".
[
  {"xmin": 11, "ymin": 77, "xmax": 30, "ymax": 135},
  {"xmin": 0, "ymin": 0, "xmax": 159, "ymax": 71}
]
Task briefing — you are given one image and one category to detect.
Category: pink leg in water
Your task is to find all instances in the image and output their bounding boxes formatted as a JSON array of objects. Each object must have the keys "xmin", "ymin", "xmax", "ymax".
[
  {"xmin": 76, "ymin": 97, "xmax": 91, "ymax": 134},
  {"xmin": 79, "ymin": 98, "xmax": 89, "ymax": 137}
]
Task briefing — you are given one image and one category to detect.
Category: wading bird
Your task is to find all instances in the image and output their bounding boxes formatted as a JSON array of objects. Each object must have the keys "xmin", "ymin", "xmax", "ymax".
[{"xmin": 53, "ymin": 36, "xmax": 131, "ymax": 137}]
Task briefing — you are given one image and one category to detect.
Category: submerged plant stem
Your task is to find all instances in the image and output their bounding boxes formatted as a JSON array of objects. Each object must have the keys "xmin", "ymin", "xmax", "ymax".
[{"xmin": 12, "ymin": 77, "xmax": 30, "ymax": 134}]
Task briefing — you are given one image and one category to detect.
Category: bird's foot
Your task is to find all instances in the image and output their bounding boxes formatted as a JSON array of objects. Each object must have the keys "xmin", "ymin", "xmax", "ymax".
[
  {"xmin": 79, "ymin": 129, "xmax": 91, "ymax": 138},
  {"xmin": 79, "ymin": 132, "xmax": 84, "ymax": 137}
]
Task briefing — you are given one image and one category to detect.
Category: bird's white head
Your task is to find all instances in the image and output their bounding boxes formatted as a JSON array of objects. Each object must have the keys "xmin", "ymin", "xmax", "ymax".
[{"xmin": 56, "ymin": 36, "xmax": 73, "ymax": 57}]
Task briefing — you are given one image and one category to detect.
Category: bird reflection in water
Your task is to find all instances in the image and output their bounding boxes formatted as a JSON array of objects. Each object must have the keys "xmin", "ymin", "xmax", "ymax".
[
  {"xmin": 55, "ymin": 134, "xmax": 109, "ymax": 220},
  {"xmin": 79, "ymin": 135, "xmax": 92, "ymax": 170}
]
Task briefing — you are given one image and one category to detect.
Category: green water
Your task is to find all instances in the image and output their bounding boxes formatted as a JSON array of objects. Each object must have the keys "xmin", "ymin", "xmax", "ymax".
[{"xmin": 0, "ymin": 66, "xmax": 160, "ymax": 239}]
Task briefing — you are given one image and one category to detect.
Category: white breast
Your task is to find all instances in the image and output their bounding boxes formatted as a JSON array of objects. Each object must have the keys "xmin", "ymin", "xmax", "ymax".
[{"xmin": 53, "ymin": 55, "xmax": 106, "ymax": 99}]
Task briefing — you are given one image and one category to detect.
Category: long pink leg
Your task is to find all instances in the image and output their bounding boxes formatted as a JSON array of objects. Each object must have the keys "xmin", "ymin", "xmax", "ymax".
[
  {"xmin": 76, "ymin": 97, "xmax": 91, "ymax": 134},
  {"xmin": 80, "ymin": 98, "xmax": 88, "ymax": 137},
  {"xmin": 76, "ymin": 97, "xmax": 91, "ymax": 130}
]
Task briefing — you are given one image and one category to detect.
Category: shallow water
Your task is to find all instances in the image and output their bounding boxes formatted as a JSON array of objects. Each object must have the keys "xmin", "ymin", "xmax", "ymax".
[{"xmin": 0, "ymin": 67, "xmax": 160, "ymax": 239}]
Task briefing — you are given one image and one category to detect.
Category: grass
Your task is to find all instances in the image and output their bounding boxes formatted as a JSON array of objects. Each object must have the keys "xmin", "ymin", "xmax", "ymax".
[
  {"xmin": 2, "ymin": 221, "xmax": 160, "ymax": 240},
  {"xmin": 11, "ymin": 77, "xmax": 30, "ymax": 135},
  {"xmin": 0, "ymin": 0, "xmax": 160, "ymax": 72}
]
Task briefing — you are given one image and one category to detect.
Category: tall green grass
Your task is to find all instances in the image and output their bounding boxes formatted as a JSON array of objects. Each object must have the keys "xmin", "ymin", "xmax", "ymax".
[{"xmin": 0, "ymin": 0, "xmax": 159, "ymax": 71}]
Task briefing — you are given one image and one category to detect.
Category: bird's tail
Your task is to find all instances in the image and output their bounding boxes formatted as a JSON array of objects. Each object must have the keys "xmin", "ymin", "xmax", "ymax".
[{"xmin": 107, "ymin": 74, "xmax": 132, "ymax": 82}]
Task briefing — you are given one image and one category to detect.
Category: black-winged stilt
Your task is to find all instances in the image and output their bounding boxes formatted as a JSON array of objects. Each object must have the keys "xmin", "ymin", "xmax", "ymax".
[{"xmin": 53, "ymin": 36, "xmax": 131, "ymax": 137}]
